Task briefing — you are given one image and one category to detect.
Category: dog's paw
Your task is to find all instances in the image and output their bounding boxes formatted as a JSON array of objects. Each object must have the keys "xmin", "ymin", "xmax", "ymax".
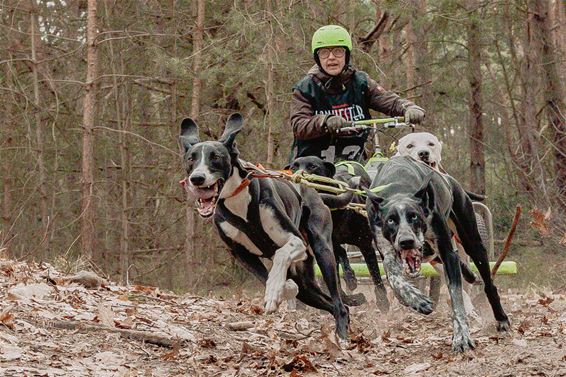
[
  {"xmin": 344, "ymin": 270, "xmax": 358, "ymax": 291},
  {"xmin": 374, "ymin": 287, "xmax": 390, "ymax": 313},
  {"xmin": 452, "ymin": 332, "xmax": 476, "ymax": 353},
  {"xmin": 282, "ymin": 279, "xmax": 299, "ymax": 300},
  {"xmin": 412, "ymin": 294, "xmax": 434, "ymax": 315},
  {"xmin": 496, "ymin": 319, "xmax": 511, "ymax": 332},
  {"xmin": 264, "ymin": 280, "xmax": 285, "ymax": 314}
]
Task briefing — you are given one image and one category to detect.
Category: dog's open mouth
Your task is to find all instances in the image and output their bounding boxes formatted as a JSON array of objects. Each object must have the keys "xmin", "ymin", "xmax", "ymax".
[
  {"xmin": 182, "ymin": 179, "xmax": 223, "ymax": 218},
  {"xmin": 420, "ymin": 159, "xmax": 437, "ymax": 170},
  {"xmin": 400, "ymin": 248, "xmax": 423, "ymax": 278}
]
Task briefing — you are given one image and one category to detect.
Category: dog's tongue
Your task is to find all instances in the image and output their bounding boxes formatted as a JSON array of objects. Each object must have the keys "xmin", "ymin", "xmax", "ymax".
[
  {"xmin": 197, "ymin": 197, "xmax": 216, "ymax": 217},
  {"xmin": 401, "ymin": 249, "xmax": 422, "ymax": 277}
]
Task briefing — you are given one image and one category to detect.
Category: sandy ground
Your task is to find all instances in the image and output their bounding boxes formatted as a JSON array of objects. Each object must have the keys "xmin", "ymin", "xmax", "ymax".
[{"xmin": 0, "ymin": 259, "xmax": 565, "ymax": 377}]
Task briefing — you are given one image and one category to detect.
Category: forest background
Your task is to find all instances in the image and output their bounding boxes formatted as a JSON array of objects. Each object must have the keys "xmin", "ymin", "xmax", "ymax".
[{"xmin": 1, "ymin": 0, "xmax": 564, "ymax": 293}]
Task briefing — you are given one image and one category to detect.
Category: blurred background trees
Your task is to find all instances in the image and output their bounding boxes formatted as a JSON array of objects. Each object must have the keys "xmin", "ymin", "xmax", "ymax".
[{"xmin": 1, "ymin": 0, "xmax": 564, "ymax": 291}]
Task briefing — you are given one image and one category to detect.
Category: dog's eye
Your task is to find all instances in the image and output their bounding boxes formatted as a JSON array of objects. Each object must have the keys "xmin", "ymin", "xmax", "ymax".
[
  {"xmin": 406, "ymin": 144, "xmax": 413, "ymax": 149},
  {"xmin": 210, "ymin": 153, "xmax": 219, "ymax": 161},
  {"xmin": 409, "ymin": 213, "xmax": 418, "ymax": 221},
  {"xmin": 386, "ymin": 218, "xmax": 396, "ymax": 226},
  {"xmin": 428, "ymin": 142, "xmax": 435, "ymax": 147},
  {"xmin": 308, "ymin": 164, "xmax": 316, "ymax": 171}
]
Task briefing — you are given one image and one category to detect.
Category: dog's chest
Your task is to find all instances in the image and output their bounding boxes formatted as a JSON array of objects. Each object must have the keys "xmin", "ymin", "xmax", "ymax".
[{"xmin": 216, "ymin": 192, "xmax": 285, "ymax": 257}]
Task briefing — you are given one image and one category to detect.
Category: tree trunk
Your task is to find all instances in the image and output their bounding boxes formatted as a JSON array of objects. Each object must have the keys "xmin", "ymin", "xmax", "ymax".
[
  {"xmin": 185, "ymin": 0, "xmax": 205, "ymax": 283},
  {"xmin": 405, "ymin": 16, "xmax": 416, "ymax": 98},
  {"xmin": 30, "ymin": 1, "xmax": 49, "ymax": 259},
  {"xmin": 413, "ymin": 0, "xmax": 434, "ymax": 128},
  {"xmin": 529, "ymin": 0, "xmax": 566, "ymax": 208},
  {"xmin": 518, "ymin": 2, "xmax": 548, "ymax": 199},
  {"xmin": 265, "ymin": 0, "xmax": 275, "ymax": 165},
  {"xmin": 466, "ymin": 0, "xmax": 485, "ymax": 194},
  {"xmin": 81, "ymin": 0, "xmax": 98, "ymax": 261},
  {"xmin": 1, "ymin": 64, "xmax": 14, "ymax": 257}
]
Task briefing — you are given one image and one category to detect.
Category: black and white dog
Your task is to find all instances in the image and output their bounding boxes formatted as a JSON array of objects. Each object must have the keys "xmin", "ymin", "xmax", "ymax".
[
  {"xmin": 288, "ymin": 156, "xmax": 390, "ymax": 312},
  {"xmin": 179, "ymin": 114, "xmax": 349, "ymax": 340},
  {"xmin": 365, "ymin": 156, "xmax": 510, "ymax": 352}
]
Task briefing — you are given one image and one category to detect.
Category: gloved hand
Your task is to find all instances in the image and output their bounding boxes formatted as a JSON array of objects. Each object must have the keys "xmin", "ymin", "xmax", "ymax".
[
  {"xmin": 404, "ymin": 105, "xmax": 425, "ymax": 124},
  {"xmin": 324, "ymin": 115, "xmax": 351, "ymax": 134}
]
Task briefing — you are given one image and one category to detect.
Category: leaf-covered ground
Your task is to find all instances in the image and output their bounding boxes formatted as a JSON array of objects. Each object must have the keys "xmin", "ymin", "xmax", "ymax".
[{"xmin": 0, "ymin": 259, "xmax": 565, "ymax": 376}]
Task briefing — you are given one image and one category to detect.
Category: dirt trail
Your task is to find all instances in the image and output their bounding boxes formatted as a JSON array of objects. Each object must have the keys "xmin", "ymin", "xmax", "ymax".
[{"xmin": 0, "ymin": 259, "xmax": 564, "ymax": 376}]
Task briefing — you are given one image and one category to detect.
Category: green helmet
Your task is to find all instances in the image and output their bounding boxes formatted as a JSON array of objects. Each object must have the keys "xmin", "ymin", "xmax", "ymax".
[{"xmin": 311, "ymin": 25, "xmax": 353, "ymax": 54}]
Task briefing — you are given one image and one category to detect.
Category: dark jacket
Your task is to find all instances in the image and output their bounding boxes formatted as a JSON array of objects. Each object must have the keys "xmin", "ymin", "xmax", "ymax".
[{"xmin": 289, "ymin": 65, "xmax": 415, "ymax": 162}]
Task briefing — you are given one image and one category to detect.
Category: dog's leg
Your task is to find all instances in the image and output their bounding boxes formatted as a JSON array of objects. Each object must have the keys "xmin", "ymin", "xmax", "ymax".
[
  {"xmin": 450, "ymin": 191, "xmax": 510, "ymax": 331},
  {"xmin": 334, "ymin": 243, "xmax": 358, "ymax": 291},
  {"xmin": 264, "ymin": 234, "xmax": 306, "ymax": 314},
  {"xmin": 291, "ymin": 259, "xmax": 349, "ymax": 329},
  {"xmin": 359, "ymin": 244, "xmax": 390, "ymax": 313},
  {"xmin": 373, "ymin": 230, "xmax": 433, "ymax": 314},
  {"xmin": 333, "ymin": 243, "xmax": 366, "ymax": 306},
  {"xmin": 306, "ymin": 225, "xmax": 349, "ymax": 340},
  {"xmin": 431, "ymin": 213, "xmax": 475, "ymax": 352}
]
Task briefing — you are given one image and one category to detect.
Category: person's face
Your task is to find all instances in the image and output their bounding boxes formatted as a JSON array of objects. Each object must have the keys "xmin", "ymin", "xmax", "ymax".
[{"xmin": 317, "ymin": 46, "xmax": 346, "ymax": 76}]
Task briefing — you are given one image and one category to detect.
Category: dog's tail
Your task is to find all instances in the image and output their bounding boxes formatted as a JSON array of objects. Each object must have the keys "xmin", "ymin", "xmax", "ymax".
[
  {"xmin": 320, "ymin": 191, "xmax": 354, "ymax": 210},
  {"xmin": 465, "ymin": 190, "xmax": 486, "ymax": 202}
]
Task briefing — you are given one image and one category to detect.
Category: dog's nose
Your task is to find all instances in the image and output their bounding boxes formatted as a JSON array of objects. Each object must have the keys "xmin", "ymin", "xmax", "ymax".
[
  {"xmin": 189, "ymin": 174, "xmax": 206, "ymax": 186},
  {"xmin": 418, "ymin": 150, "xmax": 430, "ymax": 161},
  {"xmin": 399, "ymin": 239, "xmax": 416, "ymax": 250}
]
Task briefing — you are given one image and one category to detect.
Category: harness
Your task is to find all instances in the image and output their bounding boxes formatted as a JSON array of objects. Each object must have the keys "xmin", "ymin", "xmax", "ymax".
[{"xmin": 335, "ymin": 160, "xmax": 366, "ymax": 175}]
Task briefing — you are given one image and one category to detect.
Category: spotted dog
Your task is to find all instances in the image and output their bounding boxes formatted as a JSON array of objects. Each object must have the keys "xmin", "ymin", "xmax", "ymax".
[
  {"xmin": 179, "ymin": 114, "xmax": 349, "ymax": 340},
  {"xmin": 365, "ymin": 156, "xmax": 510, "ymax": 352},
  {"xmin": 396, "ymin": 132, "xmax": 493, "ymax": 318}
]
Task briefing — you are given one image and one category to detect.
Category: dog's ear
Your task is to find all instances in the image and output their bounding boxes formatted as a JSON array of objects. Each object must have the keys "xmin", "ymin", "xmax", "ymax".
[
  {"xmin": 323, "ymin": 161, "xmax": 336, "ymax": 177},
  {"xmin": 365, "ymin": 189, "xmax": 385, "ymax": 209},
  {"xmin": 179, "ymin": 118, "xmax": 200, "ymax": 152},
  {"xmin": 365, "ymin": 189, "xmax": 385, "ymax": 226},
  {"xmin": 219, "ymin": 113, "xmax": 244, "ymax": 148},
  {"xmin": 414, "ymin": 172, "xmax": 435, "ymax": 213}
]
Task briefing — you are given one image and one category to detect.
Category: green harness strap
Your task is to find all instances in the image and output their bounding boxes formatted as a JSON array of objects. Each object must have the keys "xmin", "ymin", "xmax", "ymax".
[
  {"xmin": 335, "ymin": 160, "xmax": 366, "ymax": 175},
  {"xmin": 365, "ymin": 152, "xmax": 389, "ymax": 168}
]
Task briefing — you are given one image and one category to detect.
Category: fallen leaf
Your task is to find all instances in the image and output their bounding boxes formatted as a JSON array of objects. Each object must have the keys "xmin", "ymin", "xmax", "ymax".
[
  {"xmin": 114, "ymin": 316, "xmax": 134, "ymax": 329},
  {"xmin": 350, "ymin": 333, "xmax": 372, "ymax": 353},
  {"xmin": 381, "ymin": 330, "xmax": 391, "ymax": 342},
  {"xmin": 432, "ymin": 352, "xmax": 444, "ymax": 360},
  {"xmin": 529, "ymin": 208, "xmax": 550, "ymax": 236},
  {"xmin": 0, "ymin": 308, "xmax": 15, "ymax": 330},
  {"xmin": 198, "ymin": 338, "xmax": 216, "ymax": 349},
  {"xmin": 132, "ymin": 284, "xmax": 157, "ymax": 294},
  {"xmin": 319, "ymin": 324, "xmax": 341, "ymax": 359},
  {"xmin": 404, "ymin": 362, "xmax": 431, "ymax": 374},
  {"xmin": 538, "ymin": 296, "xmax": 554, "ymax": 307},
  {"xmin": 161, "ymin": 341, "xmax": 181, "ymax": 361},
  {"xmin": 250, "ymin": 304, "xmax": 264, "ymax": 315},
  {"xmin": 518, "ymin": 320, "xmax": 531, "ymax": 335},
  {"xmin": 282, "ymin": 354, "xmax": 317, "ymax": 373},
  {"xmin": 97, "ymin": 303, "xmax": 116, "ymax": 327},
  {"xmin": 560, "ymin": 233, "xmax": 566, "ymax": 245}
]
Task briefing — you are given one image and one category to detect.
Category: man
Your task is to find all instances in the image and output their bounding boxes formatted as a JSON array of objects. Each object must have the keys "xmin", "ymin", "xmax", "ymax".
[{"xmin": 290, "ymin": 25, "xmax": 425, "ymax": 163}]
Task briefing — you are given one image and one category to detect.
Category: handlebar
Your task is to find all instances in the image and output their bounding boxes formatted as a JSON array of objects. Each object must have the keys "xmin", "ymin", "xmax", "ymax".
[{"xmin": 337, "ymin": 117, "xmax": 413, "ymax": 136}]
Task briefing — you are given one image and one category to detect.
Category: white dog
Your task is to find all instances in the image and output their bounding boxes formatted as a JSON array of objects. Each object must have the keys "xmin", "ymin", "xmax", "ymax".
[{"xmin": 396, "ymin": 132, "xmax": 443, "ymax": 171}]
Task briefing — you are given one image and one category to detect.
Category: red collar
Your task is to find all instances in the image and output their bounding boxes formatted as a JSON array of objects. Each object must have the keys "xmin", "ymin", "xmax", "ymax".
[{"xmin": 224, "ymin": 175, "xmax": 252, "ymax": 199}]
